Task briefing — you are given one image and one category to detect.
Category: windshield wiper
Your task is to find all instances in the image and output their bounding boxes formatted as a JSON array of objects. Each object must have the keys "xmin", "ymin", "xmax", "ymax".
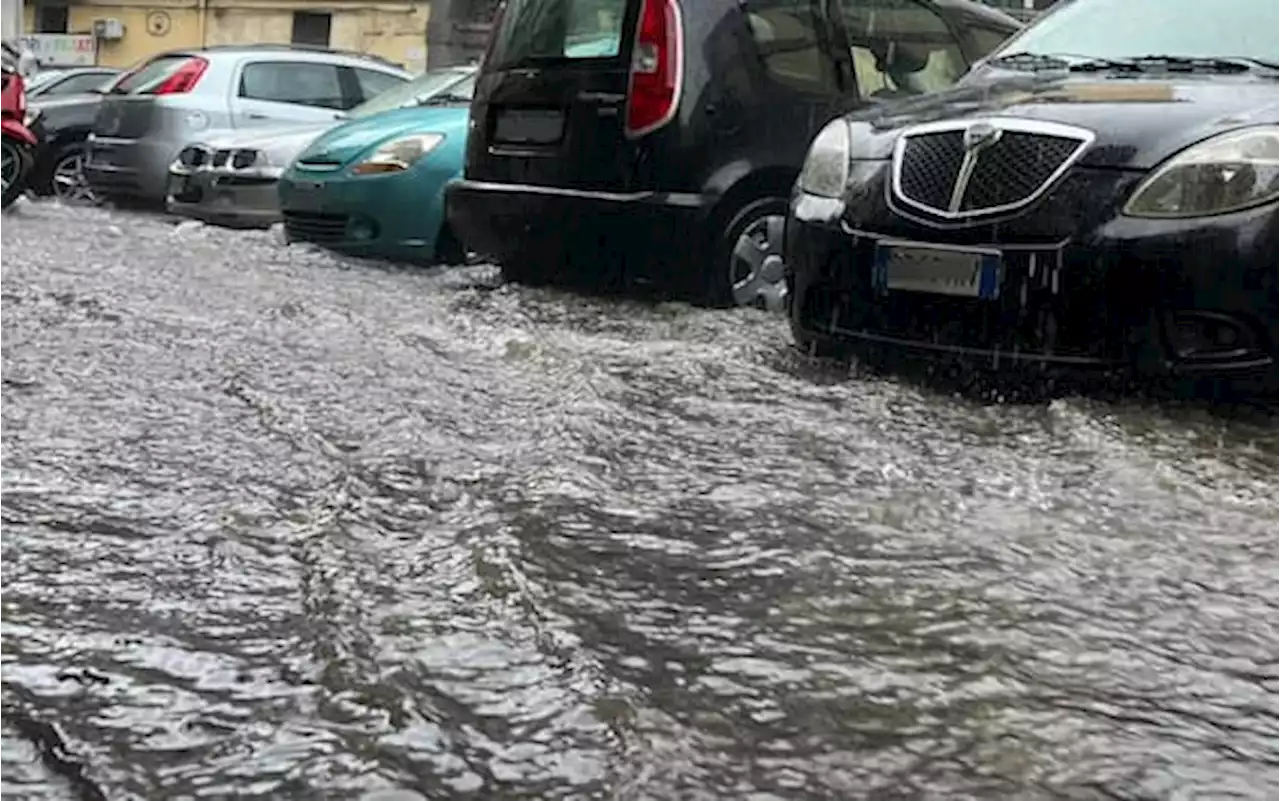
[
  {"xmin": 1125, "ymin": 55, "xmax": 1279, "ymax": 74},
  {"xmin": 987, "ymin": 52, "xmax": 1142, "ymax": 73},
  {"xmin": 1065, "ymin": 54, "xmax": 1278, "ymax": 75},
  {"xmin": 418, "ymin": 93, "xmax": 472, "ymax": 106}
]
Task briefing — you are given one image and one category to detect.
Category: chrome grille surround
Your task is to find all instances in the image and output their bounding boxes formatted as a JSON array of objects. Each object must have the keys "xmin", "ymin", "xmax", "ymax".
[{"xmin": 889, "ymin": 117, "xmax": 1096, "ymax": 225}]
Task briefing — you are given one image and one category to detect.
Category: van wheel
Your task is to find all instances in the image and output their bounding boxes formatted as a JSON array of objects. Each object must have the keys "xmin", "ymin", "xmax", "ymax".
[{"xmin": 708, "ymin": 196, "xmax": 789, "ymax": 311}]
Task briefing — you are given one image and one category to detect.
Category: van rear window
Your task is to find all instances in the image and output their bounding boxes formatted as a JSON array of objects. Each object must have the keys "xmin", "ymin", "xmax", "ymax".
[{"xmin": 486, "ymin": 0, "xmax": 631, "ymax": 69}]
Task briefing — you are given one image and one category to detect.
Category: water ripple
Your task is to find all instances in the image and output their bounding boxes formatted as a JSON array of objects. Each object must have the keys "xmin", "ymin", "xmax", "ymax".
[{"xmin": 2, "ymin": 202, "xmax": 1275, "ymax": 800}]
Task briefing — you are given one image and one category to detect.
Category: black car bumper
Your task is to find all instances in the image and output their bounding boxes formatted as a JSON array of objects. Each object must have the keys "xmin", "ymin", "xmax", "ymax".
[
  {"xmin": 445, "ymin": 179, "xmax": 709, "ymax": 291},
  {"xmin": 786, "ymin": 183, "xmax": 1278, "ymax": 385}
]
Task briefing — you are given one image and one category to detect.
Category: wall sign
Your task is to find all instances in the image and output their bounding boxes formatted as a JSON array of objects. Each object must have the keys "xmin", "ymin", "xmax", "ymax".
[{"xmin": 17, "ymin": 34, "xmax": 97, "ymax": 67}]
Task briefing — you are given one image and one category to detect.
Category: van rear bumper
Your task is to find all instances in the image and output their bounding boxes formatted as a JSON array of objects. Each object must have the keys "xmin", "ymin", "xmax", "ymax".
[{"xmin": 445, "ymin": 179, "xmax": 709, "ymax": 290}]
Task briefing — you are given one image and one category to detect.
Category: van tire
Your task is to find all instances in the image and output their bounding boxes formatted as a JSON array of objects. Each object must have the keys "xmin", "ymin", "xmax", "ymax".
[{"xmin": 706, "ymin": 196, "xmax": 790, "ymax": 310}]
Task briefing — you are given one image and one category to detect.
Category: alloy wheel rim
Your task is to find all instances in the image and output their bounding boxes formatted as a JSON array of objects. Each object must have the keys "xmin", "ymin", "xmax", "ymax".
[
  {"xmin": 1, "ymin": 141, "xmax": 17, "ymax": 194},
  {"xmin": 52, "ymin": 152, "xmax": 95, "ymax": 203},
  {"xmin": 729, "ymin": 212, "xmax": 788, "ymax": 312}
]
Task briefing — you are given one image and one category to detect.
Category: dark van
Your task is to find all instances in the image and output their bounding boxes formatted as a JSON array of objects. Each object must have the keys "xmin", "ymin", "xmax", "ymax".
[{"xmin": 445, "ymin": 0, "xmax": 1021, "ymax": 308}]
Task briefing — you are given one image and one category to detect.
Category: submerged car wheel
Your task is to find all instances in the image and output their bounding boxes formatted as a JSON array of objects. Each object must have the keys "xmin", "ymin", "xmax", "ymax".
[
  {"xmin": 48, "ymin": 144, "xmax": 96, "ymax": 204},
  {"xmin": 712, "ymin": 197, "xmax": 789, "ymax": 311},
  {"xmin": 2, "ymin": 138, "xmax": 26, "ymax": 209}
]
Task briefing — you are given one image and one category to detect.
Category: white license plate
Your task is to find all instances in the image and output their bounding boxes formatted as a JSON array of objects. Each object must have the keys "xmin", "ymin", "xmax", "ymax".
[{"xmin": 874, "ymin": 242, "xmax": 1002, "ymax": 300}]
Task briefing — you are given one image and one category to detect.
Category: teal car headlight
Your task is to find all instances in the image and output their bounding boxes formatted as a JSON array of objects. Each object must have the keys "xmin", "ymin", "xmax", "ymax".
[
  {"xmin": 1123, "ymin": 126, "xmax": 1279, "ymax": 219},
  {"xmin": 352, "ymin": 134, "xmax": 445, "ymax": 176}
]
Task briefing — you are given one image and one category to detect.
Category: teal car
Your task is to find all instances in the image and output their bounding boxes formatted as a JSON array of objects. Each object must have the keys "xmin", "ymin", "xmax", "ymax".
[{"xmin": 277, "ymin": 66, "xmax": 477, "ymax": 264}]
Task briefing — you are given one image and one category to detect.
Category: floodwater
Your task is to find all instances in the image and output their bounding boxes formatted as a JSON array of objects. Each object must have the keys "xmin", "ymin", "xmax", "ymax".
[{"xmin": 2, "ymin": 201, "xmax": 1276, "ymax": 801}]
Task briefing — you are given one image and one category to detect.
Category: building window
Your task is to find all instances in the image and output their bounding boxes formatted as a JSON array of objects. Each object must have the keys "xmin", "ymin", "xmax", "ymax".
[
  {"xmin": 291, "ymin": 11, "xmax": 332, "ymax": 47},
  {"xmin": 35, "ymin": 4, "xmax": 69, "ymax": 33}
]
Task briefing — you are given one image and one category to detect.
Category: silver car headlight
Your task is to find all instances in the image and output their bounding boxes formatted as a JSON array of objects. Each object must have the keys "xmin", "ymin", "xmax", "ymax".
[
  {"xmin": 1123, "ymin": 126, "xmax": 1279, "ymax": 219},
  {"xmin": 797, "ymin": 120, "xmax": 851, "ymax": 199},
  {"xmin": 352, "ymin": 134, "xmax": 444, "ymax": 176}
]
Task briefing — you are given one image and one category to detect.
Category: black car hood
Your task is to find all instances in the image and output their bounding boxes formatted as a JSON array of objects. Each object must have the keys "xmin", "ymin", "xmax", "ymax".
[{"xmin": 849, "ymin": 70, "xmax": 1280, "ymax": 170}]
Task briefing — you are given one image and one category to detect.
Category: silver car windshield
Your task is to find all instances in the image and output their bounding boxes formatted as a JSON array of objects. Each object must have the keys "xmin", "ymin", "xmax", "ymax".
[{"xmin": 992, "ymin": 0, "xmax": 1279, "ymax": 64}]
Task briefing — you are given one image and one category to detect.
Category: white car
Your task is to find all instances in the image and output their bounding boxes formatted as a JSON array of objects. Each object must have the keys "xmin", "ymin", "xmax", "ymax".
[{"xmin": 166, "ymin": 64, "xmax": 477, "ymax": 229}]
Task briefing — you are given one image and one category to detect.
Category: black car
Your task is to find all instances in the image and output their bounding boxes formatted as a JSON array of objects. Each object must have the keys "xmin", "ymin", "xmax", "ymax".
[
  {"xmin": 446, "ymin": 0, "xmax": 1020, "ymax": 309},
  {"xmin": 785, "ymin": 0, "xmax": 1278, "ymax": 395},
  {"xmin": 27, "ymin": 67, "xmax": 121, "ymax": 99},
  {"xmin": 25, "ymin": 89, "xmax": 107, "ymax": 202}
]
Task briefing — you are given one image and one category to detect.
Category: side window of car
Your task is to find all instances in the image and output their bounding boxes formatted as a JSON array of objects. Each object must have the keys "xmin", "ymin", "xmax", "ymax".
[
  {"xmin": 353, "ymin": 68, "xmax": 406, "ymax": 104},
  {"xmin": 54, "ymin": 73, "xmax": 106, "ymax": 95},
  {"xmin": 835, "ymin": 0, "xmax": 968, "ymax": 100},
  {"xmin": 742, "ymin": 0, "xmax": 842, "ymax": 95},
  {"xmin": 239, "ymin": 62, "xmax": 347, "ymax": 110}
]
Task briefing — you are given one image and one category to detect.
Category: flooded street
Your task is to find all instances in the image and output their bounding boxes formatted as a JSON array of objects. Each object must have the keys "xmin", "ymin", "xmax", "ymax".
[{"xmin": 2, "ymin": 201, "xmax": 1276, "ymax": 801}]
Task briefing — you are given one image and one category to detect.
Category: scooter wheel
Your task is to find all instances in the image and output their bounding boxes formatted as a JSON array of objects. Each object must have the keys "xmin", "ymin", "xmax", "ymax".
[{"xmin": 1, "ymin": 137, "xmax": 30, "ymax": 210}]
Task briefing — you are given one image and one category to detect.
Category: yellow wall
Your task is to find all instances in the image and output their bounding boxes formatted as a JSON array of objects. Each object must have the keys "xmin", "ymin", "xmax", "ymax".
[{"xmin": 26, "ymin": 0, "xmax": 429, "ymax": 73}]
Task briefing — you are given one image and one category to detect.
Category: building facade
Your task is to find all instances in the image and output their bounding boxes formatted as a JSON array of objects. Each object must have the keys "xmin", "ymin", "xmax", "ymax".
[{"xmin": 20, "ymin": 0, "xmax": 430, "ymax": 72}]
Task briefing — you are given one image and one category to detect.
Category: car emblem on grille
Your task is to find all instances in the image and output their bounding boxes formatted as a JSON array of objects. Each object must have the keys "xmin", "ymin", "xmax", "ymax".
[{"xmin": 962, "ymin": 121, "xmax": 1003, "ymax": 153}]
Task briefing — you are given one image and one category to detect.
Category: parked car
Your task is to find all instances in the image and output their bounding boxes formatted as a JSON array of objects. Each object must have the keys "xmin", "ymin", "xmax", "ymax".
[
  {"xmin": 25, "ymin": 88, "xmax": 108, "ymax": 202},
  {"xmin": 784, "ymin": 0, "xmax": 1278, "ymax": 395},
  {"xmin": 275, "ymin": 66, "xmax": 481, "ymax": 264},
  {"xmin": 27, "ymin": 67, "xmax": 120, "ymax": 99},
  {"xmin": 168, "ymin": 65, "xmax": 479, "ymax": 229},
  {"xmin": 84, "ymin": 44, "xmax": 413, "ymax": 205},
  {"xmin": 445, "ymin": 0, "xmax": 1020, "ymax": 309}
]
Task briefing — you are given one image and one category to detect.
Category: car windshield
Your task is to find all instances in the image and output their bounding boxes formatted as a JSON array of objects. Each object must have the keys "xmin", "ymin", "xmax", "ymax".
[
  {"xmin": 990, "ymin": 0, "xmax": 1279, "ymax": 67},
  {"xmin": 347, "ymin": 69, "xmax": 475, "ymax": 119},
  {"xmin": 485, "ymin": 0, "xmax": 630, "ymax": 70}
]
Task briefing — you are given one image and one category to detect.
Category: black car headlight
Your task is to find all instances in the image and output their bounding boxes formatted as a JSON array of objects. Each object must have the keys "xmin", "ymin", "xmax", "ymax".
[
  {"xmin": 1123, "ymin": 125, "xmax": 1279, "ymax": 219},
  {"xmin": 797, "ymin": 120, "xmax": 851, "ymax": 198}
]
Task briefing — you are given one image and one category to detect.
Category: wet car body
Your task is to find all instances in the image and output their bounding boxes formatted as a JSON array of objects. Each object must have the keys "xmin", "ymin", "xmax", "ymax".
[
  {"xmin": 786, "ymin": 64, "xmax": 1280, "ymax": 393},
  {"xmin": 169, "ymin": 66, "xmax": 479, "ymax": 231},
  {"xmin": 446, "ymin": 0, "xmax": 1021, "ymax": 307},
  {"xmin": 84, "ymin": 45, "xmax": 411, "ymax": 205},
  {"xmin": 276, "ymin": 103, "xmax": 472, "ymax": 264},
  {"xmin": 23, "ymin": 91, "xmax": 103, "ymax": 199},
  {"xmin": 167, "ymin": 124, "xmax": 331, "ymax": 228}
]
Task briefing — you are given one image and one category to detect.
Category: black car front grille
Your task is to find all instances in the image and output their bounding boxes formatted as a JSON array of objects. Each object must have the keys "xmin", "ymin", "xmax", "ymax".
[
  {"xmin": 284, "ymin": 211, "xmax": 349, "ymax": 245},
  {"xmin": 898, "ymin": 132, "xmax": 967, "ymax": 211},
  {"xmin": 959, "ymin": 133, "xmax": 1082, "ymax": 211},
  {"xmin": 894, "ymin": 124, "xmax": 1088, "ymax": 218}
]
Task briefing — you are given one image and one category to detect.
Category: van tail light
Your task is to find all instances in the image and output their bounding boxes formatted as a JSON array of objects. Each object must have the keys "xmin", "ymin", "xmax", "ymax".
[
  {"xmin": 153, "ymin": 57, "xmax": 209, "ymax": 95},
  {"xmin": 625, "ymin": 0, "xmax": 682, "ymax": 138}
]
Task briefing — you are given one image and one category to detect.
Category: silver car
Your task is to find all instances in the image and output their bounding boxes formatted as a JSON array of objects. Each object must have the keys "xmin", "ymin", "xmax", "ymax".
[
  {"xmin": 166, "ymin": 65, "xmax": 479, "ymax": 229},
  {"xmin": 84, "ymin": 44, "xmax": 411, "ymax": 203}
]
